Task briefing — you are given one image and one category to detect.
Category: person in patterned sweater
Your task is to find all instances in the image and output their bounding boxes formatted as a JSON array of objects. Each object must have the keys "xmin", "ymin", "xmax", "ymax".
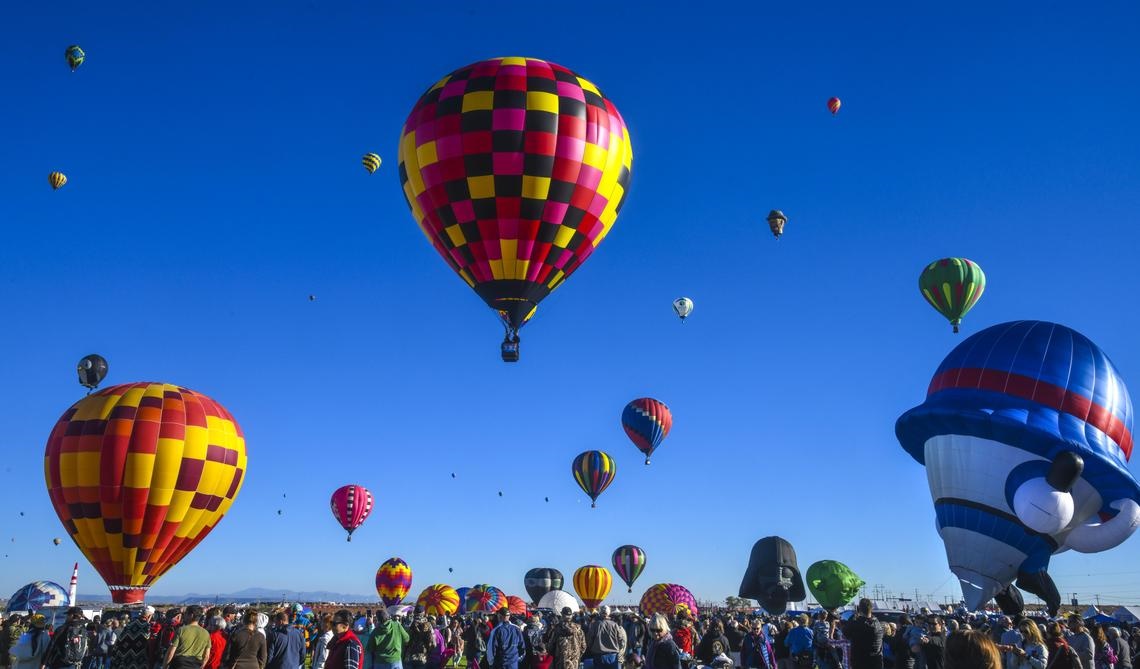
[{"xmin": 111, "ymin": 607, "xmax": 155, "ymax": 669}]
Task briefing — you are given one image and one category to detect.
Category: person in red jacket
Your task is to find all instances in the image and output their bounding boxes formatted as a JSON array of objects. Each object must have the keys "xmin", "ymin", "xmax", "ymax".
[
  {"xmin": 325, "ymin": 611, "xmax": 363, "ymax": 669},
  {"xmin": 671, "ymin": 613, "xmax": 695, "ymax": 659},
  {"xmin": 206, "ymin": 618, "xmax": 228, "ymax": 669}
]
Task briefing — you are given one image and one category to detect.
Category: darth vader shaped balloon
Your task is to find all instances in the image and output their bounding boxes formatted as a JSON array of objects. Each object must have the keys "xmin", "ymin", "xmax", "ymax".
[{"xmin": 738, "ymin": 536, "xmax": 805, "ymax": 613}]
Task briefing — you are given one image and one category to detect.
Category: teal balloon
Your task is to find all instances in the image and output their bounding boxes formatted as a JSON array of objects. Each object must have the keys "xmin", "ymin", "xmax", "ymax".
[{"xmin": 806, "ymin": 560, "xmax": 864, "ymax": 610}]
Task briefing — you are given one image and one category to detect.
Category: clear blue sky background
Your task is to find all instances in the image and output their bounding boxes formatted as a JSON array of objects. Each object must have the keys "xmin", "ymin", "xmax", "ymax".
[{"xmin": 2, "ymin": 1, "xmax": 1140, "ymax": 608}]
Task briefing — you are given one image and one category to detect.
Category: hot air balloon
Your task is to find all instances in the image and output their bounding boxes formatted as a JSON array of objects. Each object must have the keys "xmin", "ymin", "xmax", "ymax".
[
  {"xmin": 537, "ymin": 589, "xmax": 579, "ymax": 613},
  {"xmin": 375, "ymin": 558, "xmax": 413, "ymax": 607},
  {"xmin": 330, "ymin": 484, "xmax": 374, "ymax": 541},
  {"xmin": 622, "ymin": 399, "xmax": 672, "ymax": 465},
  {"xmin": 524, "ymin": 567, "xmax": 564, "ymax": 604},
  {"xmin": 827, "ymin": 97, "xmax": 841, "ymax": 115},
  {"xmin": 639, "ymin": 583, "xmax": 699, "ymax": 618},
  {"xmin": 672, "ymin": 298, "xmax": 693, "ymax": 323},
  {"xmin": 611, "ymin": 545, "xmax": 646, "ymax": 593},
  {"xmin": 506, "ymin": 595, "xmax": 528, "ymax": 615},
  {"xmin": 362, "ymin": 153, "xmax": 381, "ymax": 174},
  {"xmin": 6, "ymin": 581, "xmax": 69, "ymax": 612},
  {"xmin": 739, "ymin": 536, "xmax": 805, "ymax": 614},
  {"xmin": 918, "ymin": 258, "xmax": 986, "ymax": 333},
  {"xmin": 806, "ymin": 560, "xmax": 864, "ymax": 610},
  {"xmin": 44, "ymin": 382, "xmax": 246, "ymax": 604},
  {"xmin": 52, "ymin": 538, "xmax": 61, "ymax": 546},
  {"xmin": 455, "ymin": 587, "xmax": 471, "ymax": 611},
  {"xmin": 76, "ymin": 354, "xmax": 108, "ymax": 391},
  {"xmin": 416, "ymin": 584, "xmax": 460, "ymax": 617},
  {"xmin": 398, "ymin": 57, "xmax": 633, "ymax": 363},
  {"xmin": 49, "ymin": 172, "xmax": 67, "ymax": 190},
  {"xmin": 766, "ymin": 210, "xmax": 787, "ymax": 239},
  {"xmin": 65, "ymin": 45, "xmax": 85, "ymax": 72},
  {"xmin": 465, "ymin": 584, "xmax": 507, "ymax": 613},
  {"xmin": 897, "ymin": 321, "xmax": 1140, "ymax": 616},
  {"xmin": 572, "ymin": 566, "xmax": 612, "ymax": 611},
  {"xmin": 572, "ymin": 451, "xmax": 616, "ymax": 508}
]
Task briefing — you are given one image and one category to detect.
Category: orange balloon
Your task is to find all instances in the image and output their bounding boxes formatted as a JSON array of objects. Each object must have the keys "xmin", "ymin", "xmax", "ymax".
[{"xmin": 44, "ymin": 383, "xmax": 246, "ymax": 604}]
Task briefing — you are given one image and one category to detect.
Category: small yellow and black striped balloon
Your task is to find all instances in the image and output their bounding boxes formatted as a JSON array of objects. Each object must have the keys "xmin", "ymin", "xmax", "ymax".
[
  {"xmin": 362, "ymin": 153, "xmax": 381, "ymax": 174},
  {"xmin": 48, "ymin": 172, "xmax": 67, "ymax": 190}
]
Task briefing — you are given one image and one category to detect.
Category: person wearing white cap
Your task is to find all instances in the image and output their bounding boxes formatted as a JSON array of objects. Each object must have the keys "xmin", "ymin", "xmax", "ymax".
[
  {"xmin": 586, "ymin": 607, "xmax": 626, "ymax": 669},
  {"xmin": 109, "ymin": 607, "xmax": 155, "ymax": 669}
]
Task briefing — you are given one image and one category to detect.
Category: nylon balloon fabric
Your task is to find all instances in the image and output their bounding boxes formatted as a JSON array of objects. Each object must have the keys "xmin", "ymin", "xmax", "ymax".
[
  {"xmin": 6, "ymin": 581, "xmax": 69, "ymax": 612},
  {"xmin": 572, "ymin": 451, "xmax": 616, "ymax": 507},
  {"xmin": 622, "ymin": 398, "xmax": 672, "ymax": 464},
  {"xmin": 44, "ymin": 383, "xmax": 246, "ymax": 604},
  {"xmin": 506, "ymin": 595, "xmax": 528, "ymax": 615},
  {"xmin": 398, "ymin": 57, "xmax": 633, "ymax": 330},
  {"xmin": 524, "ymin": 567, "xmax": 563, "ymax": 603},
  {"xmin": 330, "ymin": 484, "xmax": 374, "ymax": 540},
  {"xmin": 611, "ymin": 545, "xmax": 646, "ymax": 592},
  {"xmin": 375, "ymin": 558, "xmax": 413, "ymax": 607},
  {"xmin": 639, "ymin": 583, "xmax": 698, "ymax": 618},
  {"xmin": 416, "ymin": 584, "xmax": 460, "ymax": 616},
  {"xmin": 465, "ymin": 584, "xmax": 507, "ymax": 613},
  {"xmin": 572, "ymin": 565, "xmax": 612, "ymax": 611}
]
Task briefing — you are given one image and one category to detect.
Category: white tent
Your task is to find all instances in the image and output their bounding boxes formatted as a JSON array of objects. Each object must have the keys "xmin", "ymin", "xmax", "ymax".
[
  {"xmin": 1113, "ymin": 606, "xmax": 1140, "ymax": 624},
  {"xmin": 1082, "ymin": 605, "xmax": 1101, "ymax": 618}
]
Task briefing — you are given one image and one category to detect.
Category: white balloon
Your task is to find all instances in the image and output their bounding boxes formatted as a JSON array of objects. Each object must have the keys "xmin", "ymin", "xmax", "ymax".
[
  {"xmin": 537, "ymin": 589, "xmax": 580, "ymax": 612},
  {"xmin": 672, "ymin": 297, "xmax": 693, "ymax": 321}
]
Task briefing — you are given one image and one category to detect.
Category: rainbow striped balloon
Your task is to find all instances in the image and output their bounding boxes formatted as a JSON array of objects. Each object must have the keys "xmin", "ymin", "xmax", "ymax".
[
  {"xmin": 375, "ymin": 557, "xmax": 413, "ymax": 606},
  {"xmin": 572, "ymin": 451, "xmax": 616, "ymax": 508},
  {"xmin": 465, "ymin": 584, "xmax": 507, "ymax": 612}
]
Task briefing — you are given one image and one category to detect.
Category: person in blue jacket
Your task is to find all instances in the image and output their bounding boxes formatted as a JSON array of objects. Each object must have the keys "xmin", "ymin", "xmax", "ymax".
[
  {"xmin": 266, "ymin": 612, "xmax": 307, "ymax": 669},
  {"xmin": 784, "ymin": 616, "xmax": 813, "ymax": 667},
  {"xmin": 486, "ymin": 609, "xmax": 526, "ymax": 669}
]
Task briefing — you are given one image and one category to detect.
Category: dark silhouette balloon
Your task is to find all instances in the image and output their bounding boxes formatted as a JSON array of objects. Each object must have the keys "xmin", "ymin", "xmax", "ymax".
[
  {"xmin": 739, "ymin": 536, "xmax": 805, "ymax": 614},
  {"xmin": 76, "ymin": 354, "xmax": 108, "ymax": 391}
]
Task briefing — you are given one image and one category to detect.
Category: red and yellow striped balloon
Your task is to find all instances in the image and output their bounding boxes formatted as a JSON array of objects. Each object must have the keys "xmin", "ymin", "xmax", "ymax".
[
  {"xmin": 416, "ymin": 584, "xmax": 460, "ymax": 616},
  {"xmin": 573, "ymin": 565, "xmax": 612, "ymax": 611},
  {"xmin": 44, "ymin": 383, "xmax": 246, "ymax": 604}
]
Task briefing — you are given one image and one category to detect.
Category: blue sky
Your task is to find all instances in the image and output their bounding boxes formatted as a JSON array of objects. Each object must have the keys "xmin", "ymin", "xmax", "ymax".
[{"xmin": 2, "ymin": 1, "xmax": 1140, "ymax": 608}]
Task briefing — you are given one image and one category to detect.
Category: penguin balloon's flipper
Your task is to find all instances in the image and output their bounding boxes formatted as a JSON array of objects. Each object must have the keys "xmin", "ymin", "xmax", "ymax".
[
  {"xmin": 994, "ymin": 583, "xmax": 1025, "ymax": 616},
  {"xmin": 1017, "ymin": 569, "xmax": 1061, "ymax": 617}
]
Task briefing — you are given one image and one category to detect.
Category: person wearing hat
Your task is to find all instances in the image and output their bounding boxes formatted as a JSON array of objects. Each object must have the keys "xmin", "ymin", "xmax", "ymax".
[
  {"xmin": 362, "ymin": 610, "xmax": 407, "ymax": 669},
  {"xmin": 44, "ymin": 608, "xmax": 89, "ymax": 669},
  {"xmin": 405, "ymin": 607, "xmax": 439, "ymax": 669},
  {"xmin": 10, "ymin": 615, "xmax": 50, "ymax": 669},
  {"xmin": 543, "ymin": 610, "xmax": 584, "ymax": 669},
  {"xmin": 323, "ymin": 611, "xmax": 362, "ymax": 669},
  {"xmin": 586, "ymin": 607, "xmax": 626, "ymax": 669},
  {"xmin": 2, "ymin": 614, "xmax": 25, "ymax": 669},
  {"xmin": 110, "ymin": 607, "xmax": 156, "ymax": 669},
  {"xmin": 486, "ymin": 609, "xmax": 526, "ymax": 669}
]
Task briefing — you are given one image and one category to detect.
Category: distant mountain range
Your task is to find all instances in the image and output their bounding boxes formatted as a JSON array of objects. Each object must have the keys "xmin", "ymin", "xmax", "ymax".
[{"xmin": 75, "ymin": 587, "xmax": 377, "ymax": 605}]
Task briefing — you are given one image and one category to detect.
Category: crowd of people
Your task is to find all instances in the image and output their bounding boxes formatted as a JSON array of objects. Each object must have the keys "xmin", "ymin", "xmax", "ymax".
[{"xmin": 4, "ymin": 598, "xmax": 1140, "ymax": 669}]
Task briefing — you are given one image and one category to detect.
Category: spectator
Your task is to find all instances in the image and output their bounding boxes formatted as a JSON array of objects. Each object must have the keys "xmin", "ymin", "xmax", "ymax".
[
  {"xmin": 223, "ymin": 611, "xmax": 267, "ymax": 669},
  {"xmin": 164, "ymin": 605, "xmax": 211, "ymax": 669},
  {"xmin": 646, "ymin": 615, "xmax": 682, "ymax": 669},
  {"xmin": 844, "ymin": 599, "xmax": 885, "ymax": 669},
  {"xmin": 944, "ymin": 631, "xmax": 1000, "ymax": 669},
  {"xmin": 324, "ymin": 612, "xmax": 362, "ymax": 669}
]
